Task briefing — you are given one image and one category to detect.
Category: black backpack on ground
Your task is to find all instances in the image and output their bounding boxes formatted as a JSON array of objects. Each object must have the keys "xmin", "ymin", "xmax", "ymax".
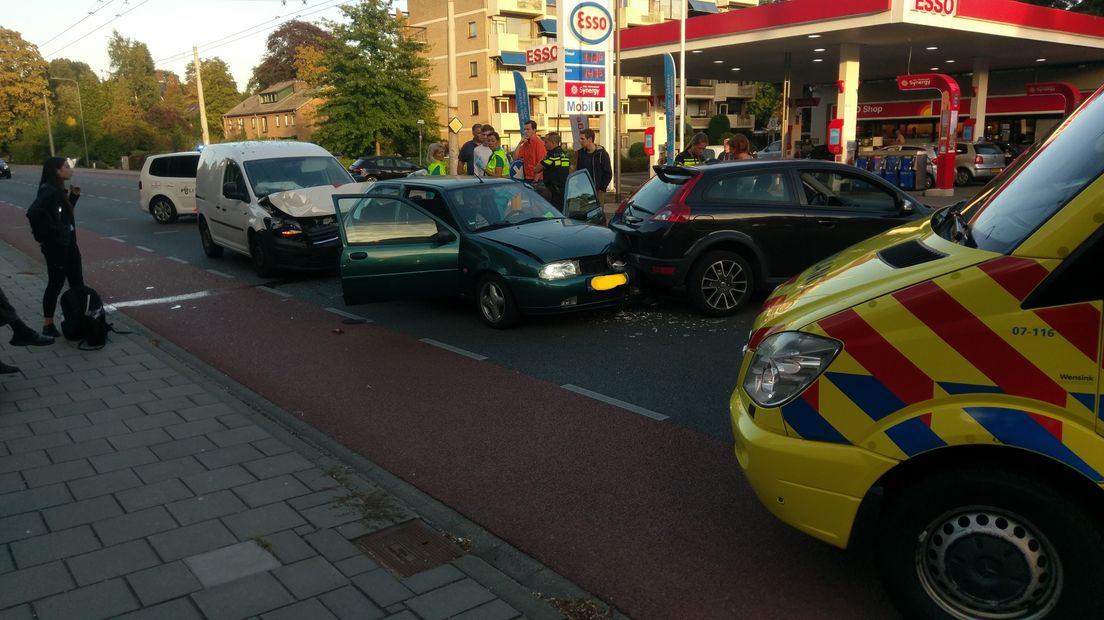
[{"xmin": 59, "ymin": 287, "xmax": 114, "ymax": 350}]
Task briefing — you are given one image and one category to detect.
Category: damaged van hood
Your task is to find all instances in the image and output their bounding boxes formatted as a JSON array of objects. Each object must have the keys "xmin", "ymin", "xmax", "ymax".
[{"xmin": 264, "ymin": 181, "xmax": 376, "ymax": 217}]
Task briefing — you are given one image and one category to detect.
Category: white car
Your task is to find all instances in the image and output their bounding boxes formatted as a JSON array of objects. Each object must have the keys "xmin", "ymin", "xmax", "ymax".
[
  {"xmin": 755, "ymin": 140, "xmax": 783, "ymax": 160},
  {"xmin": 139, "ymin": 152, "xmax": 201, "ymax": 224}
]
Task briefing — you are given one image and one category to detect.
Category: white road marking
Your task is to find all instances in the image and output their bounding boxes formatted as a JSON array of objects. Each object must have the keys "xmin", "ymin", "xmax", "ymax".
[
  {"xmin": 135, "ymin": 246, "xmax": 154, "ymax": 252},
  {"xmin": 105, "ymin": 290, "xmax": 213, "ymax": 309},
  {"xmin": 324, "ymin": 307, "xmax": 372, "ymax": 322},
  {"xmin": 167, "ymin": 256, "xmax": 189, "ymax": 264},
  {"xmin": 419, "ymin": 338, "xmax": 487, "ymax": 361},
  {"xmin": 205, "ymin": 269, "xmax": 234, "ymax": 279},
  {"xmin": 561, "ymin": 384, "xmax": 669, "ymax": 421},
  {"xmin": 259, "ymin": 287, "xmax": 293, "ymax": 298},
  {"xmin": 108, "ymin": 236, "xmax": 127, "ymax": 243}
]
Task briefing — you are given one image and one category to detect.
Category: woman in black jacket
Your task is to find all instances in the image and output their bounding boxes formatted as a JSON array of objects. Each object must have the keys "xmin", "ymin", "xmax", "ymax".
[{"xmin": 26, "ymin": 157, "xmax": 83, "ymax": 338}]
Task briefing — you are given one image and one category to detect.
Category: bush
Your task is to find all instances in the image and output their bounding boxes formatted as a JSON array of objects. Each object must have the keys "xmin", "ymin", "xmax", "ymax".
[
  {"xmin": 707, "ymin": 114, "xmax": 732, "ymax": 144},
  {"xmin": 620, "ymin": 156, "xmax": 650, "ymax": 173},
  {"xmin": 628, "ymin": 141, "xmax": 646, "ymax": 158}
]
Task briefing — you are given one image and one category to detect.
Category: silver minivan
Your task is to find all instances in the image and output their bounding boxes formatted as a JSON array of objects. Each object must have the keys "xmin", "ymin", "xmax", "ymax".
[{"xmin": 954, "ymin": 142, "xmax": 1005, "ymax": 185}]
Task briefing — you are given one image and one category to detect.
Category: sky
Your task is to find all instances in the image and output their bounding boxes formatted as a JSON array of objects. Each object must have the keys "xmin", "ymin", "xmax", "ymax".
[{"xmin": 3, "ymin": 0, "xmax": 406, "ymax": 91}]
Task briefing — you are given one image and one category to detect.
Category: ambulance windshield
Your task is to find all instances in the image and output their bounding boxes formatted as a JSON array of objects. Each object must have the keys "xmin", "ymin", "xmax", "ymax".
[{"xmin": 950, "ymin": 86, "xmax": 1104, "ymax": 254}]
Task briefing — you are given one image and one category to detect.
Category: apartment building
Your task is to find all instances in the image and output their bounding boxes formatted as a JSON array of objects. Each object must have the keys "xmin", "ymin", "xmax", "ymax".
[
  {"xmin": 221, "ymin": 80, "xmax": 324, "ymax": 142},
  {"xmin": 407, "ymin": 0, "xmax": 759, "ymax": 155}
]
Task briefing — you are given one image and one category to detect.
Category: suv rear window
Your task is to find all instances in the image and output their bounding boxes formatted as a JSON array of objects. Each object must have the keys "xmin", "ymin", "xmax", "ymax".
[
  {"xmin": 974, "ymin": 144, "xmax": 1001, "ymax": 155},
  {"xmin": 625, "ymin": 172, "xmax": 689, "ymax": 216}
]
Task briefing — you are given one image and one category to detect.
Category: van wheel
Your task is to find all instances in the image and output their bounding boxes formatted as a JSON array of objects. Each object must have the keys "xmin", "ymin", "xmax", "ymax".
[
  {"xmin": 150, "ymin": 197, "xmax": 178, "ymax": 224},
  {"xmin": 199, "ymin": 218, "xmax": 223, "ymax": 258},
  {"xmin": 477, "ymin": 275, "xmax": 520, "ymax": 328},
  {"xmin": 250, "ymin": 233, "xmax": 276, "ymax": 278},
  {"xmin": 955, "ymin": 168, "xmax": 973, "ymax": 186},
  {"xmin": 688, "ymin": 250, "xmax": 754, "ymax": 316},
  {"xmin": 877, "ymin": 467, "xmax": 1104, "ymax": 620}
]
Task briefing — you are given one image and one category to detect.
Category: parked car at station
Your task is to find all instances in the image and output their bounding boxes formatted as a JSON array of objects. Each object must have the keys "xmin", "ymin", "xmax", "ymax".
[
  {"xmin": 730, "ymin": 84, "xmax": 1104, "ymax": 620},
  {"xmin": 329, "ymin": 171, "xmax": 627, "ymax": 328},
  {"xmin": 0, "ymin": 158, "xmax": 10, "ymax": 179},
  {"xmin": 139, "ymin": 151, "xmax": 200, "ymax": 224},
  {"xmin": 195, "ymin": 141, "xmax": 355, "ymax": 277},
  {"xmin": 755, "ymin": 140, "xmax": 783, "ymax": 160},
  {"xmin": 348, "ymin": 155, "xmax": 421, "ymax": 182},
  {"xmin": 954, "ymin": 141, "xmax": 1006, "ymax": 185},
  {"xmin": 610, "ymin": 160, "xmax": 930, "ymax": 316},
  {"xmin": 990, "ymin": 140, "xmax": 1031, "ymax": 165}
]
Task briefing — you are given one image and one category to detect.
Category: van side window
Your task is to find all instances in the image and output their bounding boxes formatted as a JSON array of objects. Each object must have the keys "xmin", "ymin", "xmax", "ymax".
[
  {"xmin": 222, "ymin": 162, "xmax": 247, "ymax": 198},
  {"xmin": 1023, "ymin": 226, "xmax": 1104, "ymax": 308},
  {"xmin": 149, "ymin": 157, "xmax": 170, "ymax": 177}
]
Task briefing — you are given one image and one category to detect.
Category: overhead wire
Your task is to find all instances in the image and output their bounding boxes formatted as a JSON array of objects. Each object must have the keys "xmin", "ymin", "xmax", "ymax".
[
  {"xmin": 38, "ymin": 0, "xmax": 119, "ymax": 49},
  {"xmin": 41, "ymin": 0, "xmax": 152, "ymax": 58}
]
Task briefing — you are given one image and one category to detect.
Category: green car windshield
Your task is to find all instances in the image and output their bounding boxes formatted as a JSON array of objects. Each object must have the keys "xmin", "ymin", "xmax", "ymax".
[{"xmin": 450, "ymin": 183, "xmax": 561, "ymax": 232}]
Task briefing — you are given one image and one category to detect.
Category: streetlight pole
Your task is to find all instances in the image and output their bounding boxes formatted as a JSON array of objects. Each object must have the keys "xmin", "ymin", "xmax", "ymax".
[
  {"xmin": 49, "ymin": 77, "xmax": 89, "ymax": 168},
  {"xmin": 44, "ymin": 94, "xmax": 56, "ymax": 157},
  {"xmin": 417, "ymin": 119, "xmax": 425, "ymax": 165}
]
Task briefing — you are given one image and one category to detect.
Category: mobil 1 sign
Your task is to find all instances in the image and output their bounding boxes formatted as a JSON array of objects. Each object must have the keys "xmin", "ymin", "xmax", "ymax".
[{"xmin": 558, "ymin": 0, "xmax": 612, "ymax": 115}]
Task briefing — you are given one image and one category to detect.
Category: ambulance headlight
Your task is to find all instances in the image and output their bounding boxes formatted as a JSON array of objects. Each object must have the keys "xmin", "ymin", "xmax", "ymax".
[{"xmin": 743, "ymin": 332, "xmax": 841, "ymax": 408}]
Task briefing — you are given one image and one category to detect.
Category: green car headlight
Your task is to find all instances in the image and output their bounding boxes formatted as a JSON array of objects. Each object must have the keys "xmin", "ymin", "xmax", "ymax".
[
  {"xmin": 743, "ymin": 332, "xmax": 841, "ymax": 408},
  {"xmin": 539, "ymin": 260, "xmax": 580, "ymax": 280}
]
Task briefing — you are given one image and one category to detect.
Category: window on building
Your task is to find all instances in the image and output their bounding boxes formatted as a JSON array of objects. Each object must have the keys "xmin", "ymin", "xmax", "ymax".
[
  {"xmin": 289, "ymin": 116, "xmax": 295, "ymax": 126},
  {"xmin": 237, "ymin": 119, "xmax": 244, "ymax": 131},
  {"xmin": 469, "ymin": 61, "xmax": 478, "ymax": 77},
  {"xmin": 621, "ymin": 102, "xmax": 629, "ymax": 115},
  {"xmin": 284, "ymin": 114, "xmax": 290, "ymax": 126},
  {"xmin": 276, "ymin": 115, "xmax": 282, "ymax": 127},
  {"xmin": 468, "ymin": 21, "xmax": 476, "ymax": 38},
  {"xmin": 718, "ymin": 103, "xmax": 729, "ymax": 115},
  {"xmin": 496, "ymin": 99, "xmax": 509, "ymax": 113},
  {"xmin": 261, "ymin": 117, "xmax": 268, "ymax": 133},
  {"xmin": 471, "ymin": 100, "xmax": 479, "ymax": 116},
  {"xmin": 251, "ymin": 118, "xmax": 256, "ymax": 129},
  {"xmin": 261, "ymin": 93, "xmax": 278, "ymax": 104}
]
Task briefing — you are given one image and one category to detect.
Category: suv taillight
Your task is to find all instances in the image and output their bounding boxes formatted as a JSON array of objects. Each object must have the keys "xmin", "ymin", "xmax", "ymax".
[
  {"xmin": 648, "ymin": 172, "xmax": 701, "ymax": 223},
  {"xmin": 975, "ymin": 154, "xmax": 984, "ymax": 165}
]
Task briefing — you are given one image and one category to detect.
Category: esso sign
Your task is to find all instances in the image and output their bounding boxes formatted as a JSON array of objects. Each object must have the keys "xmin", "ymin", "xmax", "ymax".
[
  {"xmin": 526, "ymin": 45, "xmax": 558, "ymax": 65},
  {"xmin": 914, "ymin": 0, "xmax": 956, "ymax": 16},
  {"xmin": 570, "ymin": 2, "xmax": 614, "ymax": 45}
]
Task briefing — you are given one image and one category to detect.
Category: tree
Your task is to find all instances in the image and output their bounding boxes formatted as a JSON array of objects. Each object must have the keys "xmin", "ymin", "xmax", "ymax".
[
  {"xmin": 0, "ymin": 28, "xmax": 49, "ymax": 147},
  {"xmin": 249, "ymin": 20, "xmax": 333, "ymax": 92},
  {"xmin": 746, "ymin": 82, "xmax": 781, "ymax": 131},
  {"xmin": 313, "ymin": 3, "xmax": 437, "ymax": 156},
  {"xmin": 706, "ymin": 114, "xmax": 731, "ymax": 144},
  {"xmin": 186, "ymin": 58, "xmax": 241, "ymax": 141},
  {"xmin": 107, "ymin": 31, "xmax": 160, "ymax": 109},
  {"xmin": 1018, "ymin": 0, "xmax": 1103, "ymax": 14}
]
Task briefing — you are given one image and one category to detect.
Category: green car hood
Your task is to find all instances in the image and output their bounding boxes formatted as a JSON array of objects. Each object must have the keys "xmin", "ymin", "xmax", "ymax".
[{"xmin": 477, "ymin": 219, "xmax": 617, "ymax": 262}]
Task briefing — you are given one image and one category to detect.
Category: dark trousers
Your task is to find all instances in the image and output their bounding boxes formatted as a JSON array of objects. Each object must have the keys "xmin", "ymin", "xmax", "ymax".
[
  {"xmin": 0, "ymin": 287, "xmax": 17, "ymax": 327},
  {"xmin": 40, "ymin": 242, "xmax": 84, "ymax": 318}
]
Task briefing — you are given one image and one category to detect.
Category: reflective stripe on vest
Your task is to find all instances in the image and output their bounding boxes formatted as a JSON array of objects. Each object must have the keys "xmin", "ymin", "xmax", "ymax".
[{"xmin": 428, "ymin": 160, "xmax": 446, "ymax": 175}]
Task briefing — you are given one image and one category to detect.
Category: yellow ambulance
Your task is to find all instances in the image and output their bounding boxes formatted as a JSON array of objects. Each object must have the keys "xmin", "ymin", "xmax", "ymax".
[{"xmin": 730, "ymin": 86, "xmax": 1104, "ymax": 619}]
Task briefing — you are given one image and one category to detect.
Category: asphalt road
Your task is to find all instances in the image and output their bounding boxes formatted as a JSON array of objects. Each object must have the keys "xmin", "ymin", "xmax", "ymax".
[{"xmin": 0, "ymin": 165, "xmax": 900, "ymax": 619}]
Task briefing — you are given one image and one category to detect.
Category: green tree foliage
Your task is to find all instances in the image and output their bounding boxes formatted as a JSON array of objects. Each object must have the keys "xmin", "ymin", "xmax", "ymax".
[
  {"xmin": 107, "ymin": 31, "xmax": 160, "ymax": 109},
  {"xmin": 1017, "ymin": 0, "xmax": 1103, "ymax": 14},
  {"xmin": 746, "ymin": 82, "xmax": 781, "ymax": 130},
  {"xmin": 0, "ymin": 28, "xmax": 49, "ymax": 147},
  {"xmin": 707, "ymin": 114, "xmax": 731, "ymax": 144},
  {"xmin": 313, "ymin": 2, "xmax": 437, "ymax": 157},
  {"xmin": 186, "ymin": 58, "xmax": 241, "ymax": 141},
  {"xmin": 249, "ymin": 20, "xmax": 333, "ymax": 92}
]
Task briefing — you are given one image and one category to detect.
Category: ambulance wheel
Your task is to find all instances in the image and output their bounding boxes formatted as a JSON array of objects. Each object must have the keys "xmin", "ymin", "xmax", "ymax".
[
  {"xmin": 150, "ymin": 196, "xmax": 178, "ymax": 224},
  {"xmin": 876, "ymin": 466, "xmax": 1104, "ymax": 620},
  {"xmin": 955, "ymin": 168, "xmax": 973, "ymax": 186},
  {"xmin": 688, "ymin": 250, "xmax": 753, "ymax": 317},
  {"xmin": 199, "ymin": 218, "xmax": 223, "ymax": 258}
]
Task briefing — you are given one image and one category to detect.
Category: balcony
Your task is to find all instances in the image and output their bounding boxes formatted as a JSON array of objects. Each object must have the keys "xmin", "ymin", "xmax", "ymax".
[
  {"xmin": 727, "ymin": 114, "xmax": 755, "ymax": 128},
  {"xmin": 492, "ymin": 71, "xmax": 548, "ymax": 97},
  {"xmin": 490, "ymin": 32, "xmax": 520, "ymax": 58},
  {"xmin": 621, "ymin": 113, "xmax": 650, "ymax": 131},
  {"xmin": 623, "ymin": 0, "xmax": 663, "ymax": 26},
  {"xmin": 491, "ymin": 0, "xmax": 545, "ymax": 17},
  {"xmin": 622, "ymin": 78, "xmax": 652, "ymax": 98},
  {"xmin": 685, "ymin": 85, "xmax": 714, "ymax": 98},
  {"xmin": 714, "ymin": 83, "xmax": 756, "ymax": 99}
]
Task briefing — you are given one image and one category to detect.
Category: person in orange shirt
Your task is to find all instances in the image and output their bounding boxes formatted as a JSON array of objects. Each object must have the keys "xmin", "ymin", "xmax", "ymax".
[{"xmin": 513, "ymin": 120, "xmax": 547, "ymax": 183}]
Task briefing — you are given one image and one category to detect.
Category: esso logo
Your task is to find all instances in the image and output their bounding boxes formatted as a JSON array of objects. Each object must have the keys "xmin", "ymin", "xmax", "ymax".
[
  {"xmin": 570, "ymin": 2, "xmax": 613, "ymax": 45},
  {"xmin": 526, "ymin": 45, "xmax": 558, "ymax": 65},
  {"xmin": 914, "ymin": 0, "xmax": 956, "ymax": 16}
]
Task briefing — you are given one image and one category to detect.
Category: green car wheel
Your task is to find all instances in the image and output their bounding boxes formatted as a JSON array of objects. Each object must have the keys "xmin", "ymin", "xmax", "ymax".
[{"xmin": 477, "ymin": 275, "xmax": 520, "ymax": 329}]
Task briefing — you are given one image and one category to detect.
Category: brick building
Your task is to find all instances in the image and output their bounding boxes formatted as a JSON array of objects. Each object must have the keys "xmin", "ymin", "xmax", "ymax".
[{"xmin": 221, "ymin": 80, "xmax": 324, "ymax": 141}]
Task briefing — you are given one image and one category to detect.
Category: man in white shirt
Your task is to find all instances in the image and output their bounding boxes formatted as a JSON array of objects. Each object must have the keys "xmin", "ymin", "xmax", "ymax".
[{"xmin": 472, "ymin": 124, "xmax": 495, "ymax": 177}]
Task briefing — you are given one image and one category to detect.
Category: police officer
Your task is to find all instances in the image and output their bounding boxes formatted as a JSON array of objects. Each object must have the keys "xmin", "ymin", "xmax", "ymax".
[
  {"xmin": 675, "ymin": 132, "xmax": 709, "ymax": 167},
  {"xmin": 535, "ymin": 132, "xmax": 570, "ymax": 210},
  {"xmin": 426, "ymin": 142, "xmax": 447, "ymax": 176}
]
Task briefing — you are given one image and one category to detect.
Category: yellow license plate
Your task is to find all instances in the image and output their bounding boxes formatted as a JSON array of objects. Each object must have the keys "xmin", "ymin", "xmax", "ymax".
[{"xmin": 590, "ymin": 273, "xmax": 627, "ymax": 291}]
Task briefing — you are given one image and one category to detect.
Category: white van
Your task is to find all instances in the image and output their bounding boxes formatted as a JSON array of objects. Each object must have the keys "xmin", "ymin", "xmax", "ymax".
[
  {"xmin": 194, "ymin": 141, "xmax": 354, "ymax": 276},
  {"xmin": 139, "ymin": 151, "xmax": 201, "ymax": 224}
]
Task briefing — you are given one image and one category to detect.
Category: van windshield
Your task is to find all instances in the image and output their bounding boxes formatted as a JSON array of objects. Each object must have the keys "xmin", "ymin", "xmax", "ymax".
[
  {"xmin": 944, "ymin": 87, "xmax": 1104, "ymax": 253},
  {"xmin": 244, "ymin": 156, "xmax": 353, "ymax": 198}
]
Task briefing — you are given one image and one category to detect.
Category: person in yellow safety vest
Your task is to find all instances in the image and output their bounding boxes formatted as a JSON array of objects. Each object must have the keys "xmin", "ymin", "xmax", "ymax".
[
  {"xmin": 427, "ymin": 142, "xmax": 447, "ymax": 176},
  {"xmin": 675, "ymin": 132, "xmax": 710, "ymax": 167},
  {"xmin": 484, "ymin": 131, "xmax": 509, "ymax": 177},
  {"xmin": 535, "ymin": 132, "xmax": 570, "ymax": 210}
]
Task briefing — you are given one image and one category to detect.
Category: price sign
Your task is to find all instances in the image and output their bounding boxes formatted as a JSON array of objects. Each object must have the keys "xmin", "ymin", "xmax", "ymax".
[{"xmin": 558, "ymin": 1, "xmax": 612, "ymax": 116}]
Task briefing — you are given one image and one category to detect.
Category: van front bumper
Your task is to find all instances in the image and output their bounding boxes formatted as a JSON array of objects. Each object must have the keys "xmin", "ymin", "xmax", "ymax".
[
  {"xmin": 268, "ymin": 234, "xmax": 342, "ymax": 271},
  {"xmin": 729, "ymin": 387, "xmax": 898, "ymax": 548}
]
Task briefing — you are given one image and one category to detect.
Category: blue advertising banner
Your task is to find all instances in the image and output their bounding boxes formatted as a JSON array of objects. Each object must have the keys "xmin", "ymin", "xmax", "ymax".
[
  {"xmin": 663, "ymin": 53, "xmax": 676, "ymax": 165},
  {"xmin": 513, "ymin": 71, "xmax": 530, "ymax": 136}
]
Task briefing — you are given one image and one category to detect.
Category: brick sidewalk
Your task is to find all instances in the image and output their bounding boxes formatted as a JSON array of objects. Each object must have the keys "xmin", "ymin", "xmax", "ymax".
[{"xmin": 0, "ymin": 241, "xmax": 592, "ymax": 620}]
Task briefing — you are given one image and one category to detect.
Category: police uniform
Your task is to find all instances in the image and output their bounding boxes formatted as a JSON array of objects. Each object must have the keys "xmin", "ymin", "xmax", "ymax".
[
  {"xmin": 539, "ymin": 146, "xmax": 571, "ymax": 209},
  {"xmin": 675, "ymin": 147, "xmax": 704, "ymax": 167}
]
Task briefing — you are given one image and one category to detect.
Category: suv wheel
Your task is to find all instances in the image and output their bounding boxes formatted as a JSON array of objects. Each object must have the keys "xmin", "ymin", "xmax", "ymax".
[
  {"xmin": 150, "ymin": 197, "xmax": 178, "ymax": 224},
  {"xmin": 955, "ymin": 168, "xmax": 973, "ymax": 186},
  {"xmin": 688, "ymin": 250, "xmax": 754, "ymax": 316},
  {"xmin": 250, "ymin": 233, "xmax": 276, "ymax": 278},
  {"xmin": 199, "ymin": 218, "xmax": 223, "ymax": 258}
]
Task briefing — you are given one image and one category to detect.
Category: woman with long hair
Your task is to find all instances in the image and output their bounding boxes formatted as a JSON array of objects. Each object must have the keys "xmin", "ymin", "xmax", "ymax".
[
  {"xmin": 731, "ymin": 134, "xmax": 754, "ymax": 161},
  {"xmin": 26, "ymin": 157, "xmax": 83, "ymax": 337}
]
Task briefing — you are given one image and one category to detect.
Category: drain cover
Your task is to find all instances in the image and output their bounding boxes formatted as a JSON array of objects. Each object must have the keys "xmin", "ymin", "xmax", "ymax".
[{"xmin": 353, "ymin": 520, "xmax": 465, "ymax": 577}]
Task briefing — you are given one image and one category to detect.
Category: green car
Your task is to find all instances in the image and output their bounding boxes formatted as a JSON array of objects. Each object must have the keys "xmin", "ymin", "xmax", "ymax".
[{"xmin": 331, "ymin": 171, "xmax": 630, "ymax": 328}]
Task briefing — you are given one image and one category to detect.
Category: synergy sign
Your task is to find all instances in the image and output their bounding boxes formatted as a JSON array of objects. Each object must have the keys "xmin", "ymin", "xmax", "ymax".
[{"xmin": 558, "ymin": 1, "xmax": 613, "ymax": 115}]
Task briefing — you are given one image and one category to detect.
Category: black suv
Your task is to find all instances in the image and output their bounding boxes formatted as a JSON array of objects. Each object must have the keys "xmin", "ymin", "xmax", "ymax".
[
  {"xmin": 348, "ymin": 155, "xmax": 421, "ymax": 182},
  {"xmin": 610, "ymin": 160, "xmax": 930, "ymax": 316}
]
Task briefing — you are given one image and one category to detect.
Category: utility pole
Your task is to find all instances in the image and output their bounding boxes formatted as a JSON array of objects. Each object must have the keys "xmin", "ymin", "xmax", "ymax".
[
  {"xmin": 446, "ymin": 0, "xmax": 459, "ymax": 174},
  {"xmin": 678, "ymin": 2, "xmax": 686, "ymax": 155},
  {"xmin": 44, "ymin": 94, "xmax": 56, "ymax": 157},
  {"xmin": 193, "ymin": 47, "xmax": 210, "ymax": 146}
]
